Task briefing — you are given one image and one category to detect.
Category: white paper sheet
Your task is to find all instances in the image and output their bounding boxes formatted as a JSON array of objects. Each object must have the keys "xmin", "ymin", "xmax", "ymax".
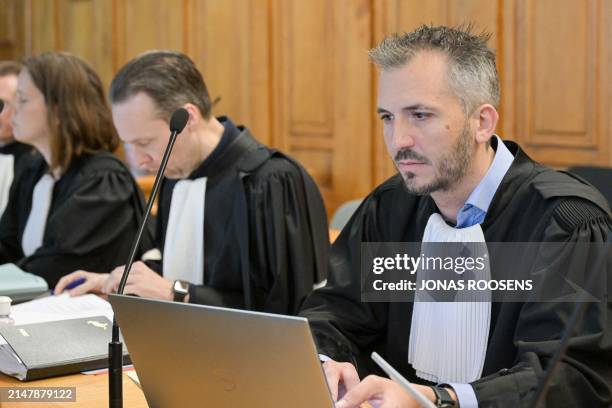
[{"xmin": 0, "ymin": 294, "xmax": 113, "ymax": 345}]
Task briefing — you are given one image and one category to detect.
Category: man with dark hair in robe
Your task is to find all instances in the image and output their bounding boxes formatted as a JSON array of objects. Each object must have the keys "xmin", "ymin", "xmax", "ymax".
[
  {"xmin": 56, "ymin": 50, "xmax": 328, "ymax": 315},
  {"xmin": 300, "ymin": 25, "xmax": 611, "ymax": 407}
]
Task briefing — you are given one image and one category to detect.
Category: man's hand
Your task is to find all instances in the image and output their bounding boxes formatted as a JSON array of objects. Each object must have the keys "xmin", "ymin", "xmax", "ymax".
[
  {"xmin": 335, "ymin": 375, "xmax": 441, "ymax": 408},
  {"xmin": 322, "ymin": 360, "xmax": 361, "ymax": 402},
  {"xmin": 54, "ymin": 270, "xmax": 108, "ymax": 296},
  {"xmin": 103, "ymin": 261, "xmax": 174, "ymax": 301}
]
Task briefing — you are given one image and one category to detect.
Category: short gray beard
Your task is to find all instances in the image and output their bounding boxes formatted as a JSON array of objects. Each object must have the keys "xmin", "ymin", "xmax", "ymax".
[{"xmin": 398, "ymin": 121, "xmax": 474, "ymax": 195}]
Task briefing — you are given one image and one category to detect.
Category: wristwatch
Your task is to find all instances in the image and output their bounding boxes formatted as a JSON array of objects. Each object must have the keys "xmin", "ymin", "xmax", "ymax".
[
  {"xmin": 173, "ymin": 280, "xmax": 190, "ymax": 302},
  {"xmin": 431, "ymin": 386, "xmax": 456, "ymax": 407}
]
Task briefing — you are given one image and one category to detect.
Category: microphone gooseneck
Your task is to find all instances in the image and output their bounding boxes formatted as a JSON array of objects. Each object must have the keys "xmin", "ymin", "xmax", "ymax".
[{"xmin": 109, "ymin": 108, "xmax": 189, "ymax": 408}]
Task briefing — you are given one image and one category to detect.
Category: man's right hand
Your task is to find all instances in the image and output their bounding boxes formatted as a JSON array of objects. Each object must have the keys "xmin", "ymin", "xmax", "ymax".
[
  {"xmin": 54, "ymin": 270, "xmax": 108, "ymax": 296},
  {"xmin": 322, "ymin": 360, "xmax": 361, "ymax": 402}
]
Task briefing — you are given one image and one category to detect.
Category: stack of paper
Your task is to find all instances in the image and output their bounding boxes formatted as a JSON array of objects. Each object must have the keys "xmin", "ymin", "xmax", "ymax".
[{"xmin": 4, "ymin": 294, "xmax": 113, "ymax": 328}]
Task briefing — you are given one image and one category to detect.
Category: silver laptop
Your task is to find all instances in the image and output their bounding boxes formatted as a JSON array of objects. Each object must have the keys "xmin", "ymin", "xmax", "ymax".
[{"xmin": 109, "ymin": 294, "xmax": 334, "ymax": 407}]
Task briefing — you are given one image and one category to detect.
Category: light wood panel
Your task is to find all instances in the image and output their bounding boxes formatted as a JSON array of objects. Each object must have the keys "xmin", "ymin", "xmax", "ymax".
[
  {"xmin": 20, "ymin": 1, "xmax": 114, "ymax": 86},
  {"xmin": 26, "ymin": 0, "xmax": 57, "ymax": 54},
  {"xmin": 56, "ymin": 0, "xmax": 114, "ymax": 87},
  {"xmin": 510, "ymin": 0, "xmax": 610, "ymax": 167},
  {"xmin": 0, "ymin": 0, "xmax": 25, "ymax": 61},
  {"xmin": 187, "ymin": 0, "xmax": 271, "ymax": 145},
  {"xmin": 114, "ymin": 0, "xmax": 184, "ymax": 66},
  {"xmin": 606, "ymin": 0, "xmax": 612, "ymax": 167},
  {"xmin": 272, "ymin": 0, "xmax": 373, "ymax": 211}
]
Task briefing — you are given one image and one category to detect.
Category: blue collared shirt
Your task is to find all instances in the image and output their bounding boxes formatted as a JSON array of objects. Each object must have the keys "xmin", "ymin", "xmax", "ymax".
[
  {"xmin": 447, "ymin": 135, "xmax": 514, "ymax": 407},
  {"xmin": 455, "ymin": 136, "xmax": 514, "ymax": 228}
]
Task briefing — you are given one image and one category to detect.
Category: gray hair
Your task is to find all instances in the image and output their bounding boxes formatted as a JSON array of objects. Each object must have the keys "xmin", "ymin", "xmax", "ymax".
[{"xmin": 369, "ymin": 24, "xmax": 500, "ymax": 113}]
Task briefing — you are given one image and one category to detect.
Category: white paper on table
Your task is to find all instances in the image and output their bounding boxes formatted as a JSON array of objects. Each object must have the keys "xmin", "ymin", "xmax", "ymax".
[{"xmin": 0, "ymin": 294, "xmax": 113, "ymax": 345}]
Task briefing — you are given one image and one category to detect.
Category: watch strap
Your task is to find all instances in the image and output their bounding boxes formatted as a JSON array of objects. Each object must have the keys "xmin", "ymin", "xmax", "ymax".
[{"xmin": 431, "ymin": 386, "xmax": 456, "ymax": 407}]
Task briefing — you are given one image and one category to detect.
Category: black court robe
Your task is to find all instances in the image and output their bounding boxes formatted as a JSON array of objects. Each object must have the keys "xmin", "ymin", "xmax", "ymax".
[
  {"xmin": 0, "ymin": 141, "xmax": 35, "ymax": 178},
  {"xmin": 0, "ymin": 152, "xmax": 151, "ymax": 287},
  {"xmin": 0, "ymin": 142, "xmax": 36, "ymax": 217},
  {"xmin": 300, "ymin": 141, "xmax": 612, "ymax": 407},
  {"xmin": 152, "ymin": 117, "xmax": 329, "ymax": 315}
]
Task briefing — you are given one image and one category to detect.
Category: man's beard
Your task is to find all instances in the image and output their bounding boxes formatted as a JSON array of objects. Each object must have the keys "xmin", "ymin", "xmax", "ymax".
[{"xmin": 396, "ymin": 121, "xmax": 474, "ymax": 195}]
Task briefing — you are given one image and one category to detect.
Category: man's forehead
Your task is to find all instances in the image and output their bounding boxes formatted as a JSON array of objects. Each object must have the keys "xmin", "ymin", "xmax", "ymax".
[
  {"xmin": 0, "ymin": 75, "xmax": 18, "ymax": 99},
  {"xmin": 112, "ymin": 94, "xmax": 169, "ymax": 142},
  {"xmin": 381, "ymin": 52, "xmax": 449, "ymax": 86},
  {"xmin": 112, "ymin": 92, "xmax": 159, "ymax": 116},
  {"xmin": 377, "ymin": 52, "xmax": 456, "ymax": 108}
]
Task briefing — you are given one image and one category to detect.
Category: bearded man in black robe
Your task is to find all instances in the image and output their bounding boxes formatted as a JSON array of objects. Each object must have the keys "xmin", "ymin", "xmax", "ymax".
[{"xmin": 300, "ymin": 25, "xmax": 611, "ymax": 408}]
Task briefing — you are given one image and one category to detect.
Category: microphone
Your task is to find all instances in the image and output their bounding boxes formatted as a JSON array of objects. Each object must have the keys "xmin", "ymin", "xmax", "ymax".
[
  {"xmin": 108, "ymin": 108, "xmax": 189, "ymax": 408},
  {"xmin": 169, "ymin": 108, "xmax": 190, "ymax": 133},
  {"xmin": 529, "ymin": 234, "xmax": 611, "ymax": 407}
]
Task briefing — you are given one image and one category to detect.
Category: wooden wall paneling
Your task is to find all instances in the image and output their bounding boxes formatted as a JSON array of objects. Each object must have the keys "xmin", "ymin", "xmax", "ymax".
[
  {"xmin": 28, "ymin": 0, "xmax": 58, "ymax": 54},
  {"xmin": 273, "ymin": 0, "xmax": 333, "ymax": 152},
  {"xmin": 272, "ymin": 0, "xmax": 333, "ymax": 206},
  {"xmin": 55, "ymin": 0, "xmax": 114, "ymax": 87},
  {"xmin": 514, "ymin": 0, "xmax": 608, "ymax": 167},
  {"xmin": 371, "ymin": 0, "xmax": 394, "ymax": 187},
  {"xmin": 272, "ymin": 0, "xmax": 372, "ymax": 213},
  {"xmin": 447, "ymin": 0, "xmax": 499, "ymax": 29},
  {"xmin": 594, "ymin": 0, "xmax": 610, "ymax": 167},
  {"xmin": 22, "ymin": 1, "xmax": 114, "ymax": 86},
  {"xmin": 0, "ymin": 0, "xmax": 25, "ymax": 61},
  {"xmin": 114, "ymin": 0, "xmax": 185, "ymax": 68},
  {"xmin": 188, "ymin": 0, "xmax": 271, "ymax": 145},
  {"xmin": 0, "ymin": 0, "xmax": 14, "ymax": 58},
  {"xmin": 605, "ymin": 0, "xmax": 612, "ymax": 166},
  {"xmin": 330, "ymin": 0, "xmax": 372, "ymax": 207},
  {"xmin": 499, "ymin": 0, "xmax": 516, "ymax": 140},
  {"xmin": 13, "ymin": 0, "xmax": 610, "ymax": 199}
]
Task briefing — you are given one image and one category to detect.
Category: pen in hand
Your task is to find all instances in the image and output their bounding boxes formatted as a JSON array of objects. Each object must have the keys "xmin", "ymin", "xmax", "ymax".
[{"xmin": 51, "ymin": 277, "xmax": 86, "ymax": 295}]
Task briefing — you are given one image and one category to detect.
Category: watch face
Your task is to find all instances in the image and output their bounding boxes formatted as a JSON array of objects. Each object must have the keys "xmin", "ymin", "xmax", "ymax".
[
  {"xmin": 173, "ymin": 280, "xmax": 189, "ymax": 302},
  {"xmin": 174, "ymin": 280, "xmax": 189, "ymax": 294}
]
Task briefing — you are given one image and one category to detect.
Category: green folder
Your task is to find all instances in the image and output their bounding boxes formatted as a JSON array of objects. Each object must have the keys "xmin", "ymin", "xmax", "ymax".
[{"xmin": 0, "ymin": 264, "xmax": 49, "ymax": 302}]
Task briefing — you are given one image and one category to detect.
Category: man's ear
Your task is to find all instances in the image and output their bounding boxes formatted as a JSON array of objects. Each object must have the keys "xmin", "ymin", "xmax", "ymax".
[
  {"xmin": 181, "ymin": 103, "xmax": 202, "ymax": 131},
  {"xmin": 472, "ymin": 104, "xmax": 499, "ymax": 145}
]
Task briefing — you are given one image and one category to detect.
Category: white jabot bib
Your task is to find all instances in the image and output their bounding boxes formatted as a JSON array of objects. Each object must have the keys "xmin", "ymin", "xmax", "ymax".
[
  {"xmin": 22, "ymin": 174, "xmax": 56, "ymax": 256},
  {"xmin": 0, "ymin": 155, "xmax": 14, "ymax": 218},
  {"xmin": 408, "ymin": 213, "xmax": 491, "ymax": 383},
  {"xmin": 162, "ymin": 177, "xmax": 206, "ymax": 285}
]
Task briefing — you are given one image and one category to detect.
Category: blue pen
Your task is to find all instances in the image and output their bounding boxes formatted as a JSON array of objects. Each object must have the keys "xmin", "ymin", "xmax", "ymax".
[{"xmin": 52, "ymin": 277, "xmax": 86, "ymax": 295}]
